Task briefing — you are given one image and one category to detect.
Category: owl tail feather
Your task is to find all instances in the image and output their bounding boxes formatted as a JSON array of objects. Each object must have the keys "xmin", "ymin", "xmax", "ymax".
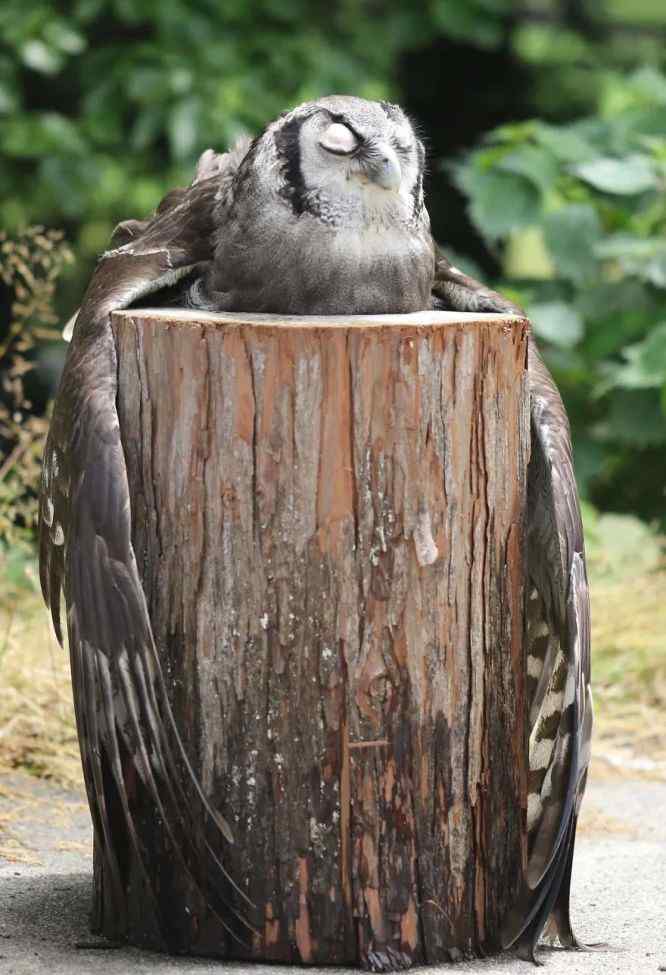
[
  {"xmin": 502, "ymin": 814, "xmax": 577, "ymax": 963},
  {"xmin": 546, "ymin": 818, "xmax": 583, "ymax": 950}
]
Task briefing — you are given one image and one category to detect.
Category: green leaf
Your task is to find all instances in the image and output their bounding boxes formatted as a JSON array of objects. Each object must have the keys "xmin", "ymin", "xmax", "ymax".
[
  {"xmin": 629, "ymin": 66, "xmax": 666, "ymax": 106},
  {"xmin": 455, "ymin": 164, "xmax": 541, "ymax": 239},
  {"xmin": 543, "ymin": 204, "xmax": 602, "ymax": 283},
  {"xmin": 600, "ymin": 66, "xmax": 666, "ymax": 115},
  {"xmin": 595, "ymin": 235, "xmax": 666, "ymax": 288},
  {"xmin": 511, "ymin": 22, "xmax": 590, "ymax": 66},
  {"xmin": 429, "ymin": 0, "xmax": 510, "ymax": 49},
  {"xmin": 43, "ymin": 21, "xmax": 86, "ymax": 55},
  {"xmin": 533, "ymin": 122, "xmax": 598, "ymax": 163},
  {"xmin": 575, "ymin": 280, "xmax": 654, "ymax": 323},
  {"xmin": 583, "ymin": 305, "xmax": 658, "ymax": 362},
  {"xmin": 486, "ymin": 119, "xmax": 539, "ymax": 145},
  {"xmin": 572, "ymin": 154, "xmax": 658, "ymax": 194},
  {"xmin": 20, "ymin": 40, "xmax": 63, "ymax": 75},
  {"xmin": 504, "ymin": 226, "xmax": 555, "ymax": 279},
  {"xmin": 528, "ymin": 301, "xmax": 584, "ymax": 348},
  {"xmin": 1, "ymin": 112, "xmax": 86, "ymax": 157},
  {"xmin": 604, "ymin": 389, "xmax": 666, "ymax": 446},
  {"xmin": 610, "ymin": 322, "xmax": 666, "ymax": 389},
  {"xmin": 497, "ymin": 144, "xmax": 559, "ymax": 195}
]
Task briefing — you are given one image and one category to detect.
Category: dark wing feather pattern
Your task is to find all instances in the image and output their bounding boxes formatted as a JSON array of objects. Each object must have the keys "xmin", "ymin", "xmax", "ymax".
[
  {"xmin": 432, "ymin": 259, "xmax": 592, "ymax": 961},
  {"xmin": 503, "ymin": 343, "xmax": 593, "ymax": 961},
  {"xmin": 39, "ymin": 145, "xmax": 256, "ymax": 945}
]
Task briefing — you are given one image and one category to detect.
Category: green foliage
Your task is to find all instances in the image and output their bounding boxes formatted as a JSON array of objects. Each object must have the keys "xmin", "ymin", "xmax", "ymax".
[
  {"xmin": 0, "ymin": 227, "xmax": 72, "ymax": 550},
  {"xmin": 455, "ymin": 67, "xmax": 666, "ymax": 524},
  {"xmin": 1, "ymin": 1, "xmax": 666, "ymax": 527},
  {"xmin": 6, "ymin": 2, "xmax": 661, "ymax": 286},
  {"xmin": 0, "ymin": 0, "xmax": 461, "ymax": 273}
]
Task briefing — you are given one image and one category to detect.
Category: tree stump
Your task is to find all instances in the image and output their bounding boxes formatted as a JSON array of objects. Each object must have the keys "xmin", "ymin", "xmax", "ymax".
[{"xmin": 103, "ymin": 307, "xmax": 530, "ymax": 968}]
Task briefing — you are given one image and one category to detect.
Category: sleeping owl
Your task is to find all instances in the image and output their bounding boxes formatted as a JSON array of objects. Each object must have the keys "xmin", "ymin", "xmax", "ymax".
[{"xmin": 41, "ymin": 96, "xmax": 592, "ymax": 966}]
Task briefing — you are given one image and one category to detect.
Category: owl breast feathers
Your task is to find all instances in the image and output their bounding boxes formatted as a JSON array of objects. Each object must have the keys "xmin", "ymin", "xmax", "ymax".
[{"xmin": 41, "ymin": 95, "xmax": 592, "ymax": 966}]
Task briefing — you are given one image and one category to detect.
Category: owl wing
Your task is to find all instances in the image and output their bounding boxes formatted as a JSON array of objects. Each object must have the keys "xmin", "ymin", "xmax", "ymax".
[
  {"xmin": 39, "ymin": 145, "xmax": 256, "ymax": 944},
  {"xmin": 433, "ymin": 257, "xmax": 592, "ymax": 960},
  {"xmin": 432, "ymin": 253, "xmax": 525, "ymax": 315}
]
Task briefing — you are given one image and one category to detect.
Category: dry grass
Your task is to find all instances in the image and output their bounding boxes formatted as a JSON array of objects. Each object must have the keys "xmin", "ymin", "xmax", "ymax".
[
  {"xmin": 0, "ymin": 511, "xmax": 664, "ymax": 789},
  {"xmin": 0, "ymin": 558, "xmax": 82, "ymax": 787},
  {"xmin": 589, "ymin": 568, "xmax": 666, "ymax": 778},
  {"xmin": 584, "ymin": 511, "xmax": 666, "ymax": 779}
]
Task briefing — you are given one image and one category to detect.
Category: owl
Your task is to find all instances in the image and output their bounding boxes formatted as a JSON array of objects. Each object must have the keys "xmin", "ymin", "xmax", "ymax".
[{"xmin": 42, "ymin": 96, "xmax": 592, "ymax": 966}]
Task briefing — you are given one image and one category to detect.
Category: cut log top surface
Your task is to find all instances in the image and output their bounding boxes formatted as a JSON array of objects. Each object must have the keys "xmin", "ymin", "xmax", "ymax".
[{"xmin": 113, "ymin": 307, "xmax": 526, "ymax": 331}]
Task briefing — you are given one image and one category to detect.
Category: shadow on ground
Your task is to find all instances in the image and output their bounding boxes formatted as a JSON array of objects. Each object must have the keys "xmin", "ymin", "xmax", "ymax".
[{"xmin": 1, "ymin": 772, "xmax": 665, "ymax": 974}]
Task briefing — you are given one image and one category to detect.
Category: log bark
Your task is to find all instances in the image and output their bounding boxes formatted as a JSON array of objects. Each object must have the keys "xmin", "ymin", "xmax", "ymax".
[{"xmin": 100, "ymin": 307, "xmax": 530, "ymax": 967}]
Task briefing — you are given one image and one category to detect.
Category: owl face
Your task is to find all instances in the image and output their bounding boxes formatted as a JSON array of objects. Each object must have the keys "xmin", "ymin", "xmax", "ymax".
[
  {"xmin": 210, "ymin": 94, "xmax": 435, "ymax": 314},
  {"xmin": 261, "ymin": 95, "xmax": 427, "ymax": 225}
]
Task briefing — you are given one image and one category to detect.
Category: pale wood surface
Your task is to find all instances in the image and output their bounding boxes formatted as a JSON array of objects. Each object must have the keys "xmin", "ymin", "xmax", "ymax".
[
  {"xmin": 101, "ymin": 308, "xmax": 530, "ymax": 968},
  {"xmin": 119, "ymin": 307, "xmax": 525, "ymax": 328}
]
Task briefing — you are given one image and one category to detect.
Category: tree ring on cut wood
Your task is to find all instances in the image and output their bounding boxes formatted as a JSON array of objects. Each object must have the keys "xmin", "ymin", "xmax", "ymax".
[{"xmin": 99, "ymin": 307, "xmax": 530, "ymax": 969}]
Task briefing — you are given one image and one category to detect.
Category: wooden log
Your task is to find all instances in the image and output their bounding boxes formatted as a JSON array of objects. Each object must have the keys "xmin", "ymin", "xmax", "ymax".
[{"xmin": 101, "ymin": 307, "xmax": 530, "ymax": 968}]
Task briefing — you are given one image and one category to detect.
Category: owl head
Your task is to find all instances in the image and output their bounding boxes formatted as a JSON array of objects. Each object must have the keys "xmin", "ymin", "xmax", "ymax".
[
  {"xmin": 209, "ymin": 95, "xmax": 434, "ymax": 314},
  {"xmin": 233, "ymin": 95, "xmax": 427, "ymax": 227}
]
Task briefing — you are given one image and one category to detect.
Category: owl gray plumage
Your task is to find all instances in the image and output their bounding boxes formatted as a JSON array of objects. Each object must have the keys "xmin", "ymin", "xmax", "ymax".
[
  {"xmin": 41, "ymin": 95, "xmax": 592, "ymax": 966},
  {"xmin": 192, "ymin": 95, "xmax": 435, "ymax": 315}
]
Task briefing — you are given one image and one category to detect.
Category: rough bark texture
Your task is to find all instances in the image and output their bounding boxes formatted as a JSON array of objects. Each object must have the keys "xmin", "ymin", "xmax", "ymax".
[{"xmin": 100, "ymin": 307, "xmax": 530, "ymax": 967}]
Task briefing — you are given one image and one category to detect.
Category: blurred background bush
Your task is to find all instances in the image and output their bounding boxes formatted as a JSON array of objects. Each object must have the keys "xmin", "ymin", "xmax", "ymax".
[
  {"xmin": 2, "ymin": 0, "xmax": 666, "ymax": 525},
  {"xmin": 0, "ymin": 0, "xmax": 664, "ymax": 782}
]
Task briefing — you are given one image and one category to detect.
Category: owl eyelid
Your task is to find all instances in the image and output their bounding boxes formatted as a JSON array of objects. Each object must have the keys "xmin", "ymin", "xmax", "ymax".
[
  {"xmin": 321, "ymin": 143, "xmax": 360, "ymax": 157},
  {"xmin": 326, "ymin": 113, "xmax": 364, "ymax": 141},
  {"xmin": 318, "ymin": 122, "xmax": 360, "ymax": 156}
]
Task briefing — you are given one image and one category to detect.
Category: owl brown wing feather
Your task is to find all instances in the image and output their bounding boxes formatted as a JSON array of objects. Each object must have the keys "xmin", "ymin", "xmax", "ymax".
[
  {"xmin": 39, "ymin": 146, "xmax": 257, "ymax": 945},
  {"xmin": 431, "ymin": 260, "xmax": 592, "ymax": 961},
  {"xmin": 432, "ymin": 253, "xmax": 525, "ymax": 315},
  {"xmin": 503, "ymin": 344, "xmax": 592, "ymax": 961}
]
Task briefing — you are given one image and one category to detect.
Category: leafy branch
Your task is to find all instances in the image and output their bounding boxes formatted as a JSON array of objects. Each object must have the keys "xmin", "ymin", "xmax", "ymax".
[{"xmin": 454, "ymin": 67, "xmax": 666, "ymax": 522}]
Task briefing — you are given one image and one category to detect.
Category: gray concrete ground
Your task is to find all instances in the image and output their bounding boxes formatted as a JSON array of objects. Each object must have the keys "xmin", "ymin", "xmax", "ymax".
[{"xmin": 1, "ymin": 772, "xmax": 665, "ymax": 975}]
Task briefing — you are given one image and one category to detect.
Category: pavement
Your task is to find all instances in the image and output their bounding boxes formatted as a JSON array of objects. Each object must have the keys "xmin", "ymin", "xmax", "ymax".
[{"xmin": 1, "ymin": 771, "xmax": 665, "ymax": 975}]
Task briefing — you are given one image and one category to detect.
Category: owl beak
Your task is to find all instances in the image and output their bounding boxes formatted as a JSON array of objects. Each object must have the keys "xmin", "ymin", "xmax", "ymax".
[{"xmin": 363, "ymin": 145, "xmax": 402, "ymax": 191}]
